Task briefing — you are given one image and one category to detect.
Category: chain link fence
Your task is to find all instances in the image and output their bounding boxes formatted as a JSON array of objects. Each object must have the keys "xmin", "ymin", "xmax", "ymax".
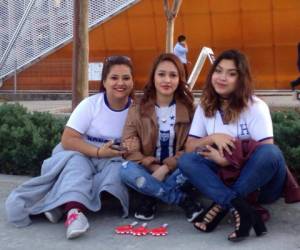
[{"xmin": 0, "ymin": 0, "xmax": 139, "ymax": 84}]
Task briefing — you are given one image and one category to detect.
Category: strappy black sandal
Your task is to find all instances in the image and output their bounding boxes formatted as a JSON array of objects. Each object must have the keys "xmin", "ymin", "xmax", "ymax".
[
  {"xmin": 228, "ymin": 198, "xmax": 267, "ymax": 242},
  {"xmin": 193, "ymin": 203, "xmax": 228, "ymax": 233}
]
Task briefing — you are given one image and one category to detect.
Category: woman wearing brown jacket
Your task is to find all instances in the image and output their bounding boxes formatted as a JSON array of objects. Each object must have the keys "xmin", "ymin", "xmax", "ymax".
[{"xmin": 120, "ymin": 53, "xmax": 203, "ymax": 221}]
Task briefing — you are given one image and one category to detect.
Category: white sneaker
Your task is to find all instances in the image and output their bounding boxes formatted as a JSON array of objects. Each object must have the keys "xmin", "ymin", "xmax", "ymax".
[
  {"xmin": 44, "ymin": 207, "xmax": 63, "ymax": 223},
  {"xmin": 65, "ymin": 209, "xmax": 89, "ymax": 239}
]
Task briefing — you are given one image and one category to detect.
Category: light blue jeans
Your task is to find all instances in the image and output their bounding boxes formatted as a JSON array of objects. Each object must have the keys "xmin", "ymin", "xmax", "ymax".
[
  {"xmin": 120, "ymin": 161, "xmax": 188, "ymax": 205},
  {"xmin": 178, "ymin": 144, "xmax": 286, "ymax": 209}
]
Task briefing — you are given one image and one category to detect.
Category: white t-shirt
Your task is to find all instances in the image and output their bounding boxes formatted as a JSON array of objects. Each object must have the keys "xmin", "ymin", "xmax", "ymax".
[
  {"xmin": 155, "ymin": 103, "xmax": 176, "ymax": 163},
  {"xmin": 189, "ymin": 96, "xmax": 273, "ymax": 141},
  {"xmin": 174, "ymin": 42, "xmax": 188, "ymax": 64},
  {"xmin": 66, "ymin": 92, "xmax": 131, "ymax": 147}
]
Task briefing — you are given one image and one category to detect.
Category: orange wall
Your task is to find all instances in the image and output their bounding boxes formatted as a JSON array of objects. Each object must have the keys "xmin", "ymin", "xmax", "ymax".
[{"xmin": 3, "ymin": 0, "xmax": 300, "ymax": 91}]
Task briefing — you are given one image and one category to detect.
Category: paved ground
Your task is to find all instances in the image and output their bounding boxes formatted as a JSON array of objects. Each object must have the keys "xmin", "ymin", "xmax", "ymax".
[{"xmin": 1, "ymin": 174, "xmax": 300, "ymax": 250}]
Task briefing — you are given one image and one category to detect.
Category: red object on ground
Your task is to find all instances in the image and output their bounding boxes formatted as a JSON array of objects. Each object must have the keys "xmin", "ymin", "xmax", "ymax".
[
  {"xmin": 130, "ymin": 223, "xmax": 149, "ymax": 236},
  {"xmin": 149, "ymin": 224, "xmax": 168, "ymax": 236},
  {"xmin": 115, "ymin": 221, "xmax": 138, "ymax": 234}
]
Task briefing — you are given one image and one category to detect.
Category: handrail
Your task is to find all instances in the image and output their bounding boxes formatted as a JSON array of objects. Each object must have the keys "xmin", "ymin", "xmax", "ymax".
[
  {"xmin": 0, "ymin": 0, "xmax": 36, "ymax": 70},
  {"xmin": 188, "ymin": 47, "xmax": 215, "ymax": 90}
]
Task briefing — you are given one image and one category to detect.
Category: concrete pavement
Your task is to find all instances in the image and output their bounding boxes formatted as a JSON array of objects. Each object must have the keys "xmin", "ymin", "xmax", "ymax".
[{"xmin": 1, "ymin": 174, "xmax": 300, "ymax": 250}]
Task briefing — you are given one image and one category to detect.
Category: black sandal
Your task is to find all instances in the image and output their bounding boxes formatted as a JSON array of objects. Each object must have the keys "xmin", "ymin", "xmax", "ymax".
[
  {"xmin": 228, "ymin": 198, "xmax": 267, "ymax": 242},
  {"xmin": 193, "ymin": 203, "xmax": 228, "ymax": 233}
]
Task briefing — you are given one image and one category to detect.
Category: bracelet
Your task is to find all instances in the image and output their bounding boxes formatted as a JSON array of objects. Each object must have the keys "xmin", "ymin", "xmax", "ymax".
[{"xmin": 96, "ymin": 147, "xmax": 101, "ymax": 158}]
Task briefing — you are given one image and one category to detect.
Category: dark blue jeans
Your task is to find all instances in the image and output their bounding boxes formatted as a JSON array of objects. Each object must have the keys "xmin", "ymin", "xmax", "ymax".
[
  {"xmin": 120, "ymin": 161, "xmax": 188, "ymax": 205},
  {"xmin": 178, "ymin": 144, "xmax": 286, "ymax": 209}
]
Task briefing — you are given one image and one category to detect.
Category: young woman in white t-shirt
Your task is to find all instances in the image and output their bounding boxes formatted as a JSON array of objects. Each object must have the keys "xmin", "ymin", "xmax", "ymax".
[
  {"xmin": 43, "ymin": 56, "xmax": 136, "ymax": 239},
  {"xmin": 120, "ymin": 53, "xmax": 203, "ymax": 222},
  {"xmin": 178, "ymin": 50, "xmax": 286, "ymax": 242}
]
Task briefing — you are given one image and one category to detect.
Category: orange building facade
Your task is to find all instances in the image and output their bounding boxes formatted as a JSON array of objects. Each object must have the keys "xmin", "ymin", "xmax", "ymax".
[{"xmin": 2, "ymin": 0, "xmax": 300, "ymax": 91}]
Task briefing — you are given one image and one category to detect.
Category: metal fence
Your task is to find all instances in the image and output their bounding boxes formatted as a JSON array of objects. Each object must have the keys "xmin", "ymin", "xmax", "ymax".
[{"xmin": 0, "ymin": 0, "xmax": 139, "ymax": 81}]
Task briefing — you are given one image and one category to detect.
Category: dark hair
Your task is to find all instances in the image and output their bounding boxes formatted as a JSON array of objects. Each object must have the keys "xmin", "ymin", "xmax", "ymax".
[
  {"xmin": 201, "ymin": 49, "xmax": 253, "ymax": 123},
  {"xmin": 141, "ymin": 53, "xmax": 194, "ymax": 115},
  {"xmin": 177, "ymin": 35, "xmax": 186, "ymax": 43},
  {"xmin": 99, "ymin": 56, "xmax": 134, "ymax": 97}
]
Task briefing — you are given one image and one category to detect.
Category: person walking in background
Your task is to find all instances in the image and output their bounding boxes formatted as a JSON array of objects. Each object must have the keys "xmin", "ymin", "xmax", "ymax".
[
  {"xmin": 290, "ymin": 42, "xmax": 300, "ymax": 91},
  {"xmin": 120, "ymin": 53, "xmax": 203, "ymax": 222},
  {"xmin": 6, "ymin": 55, "xmax": 137, "ymax": 240},
  {"xmin": 174, "ymin": 35, "xmax": 189, "ymax": 80}
]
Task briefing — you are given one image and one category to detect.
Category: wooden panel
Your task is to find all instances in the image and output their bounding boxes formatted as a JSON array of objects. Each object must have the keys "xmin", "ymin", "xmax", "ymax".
[
  {"xmin": 212, "ymin": 12, "xmax": 242, "ymax": 47},
  {"xmin": 102, "ymin": 13, "xmax": 131, "ymax": 50},
  {"xmin": 181, "ymin": 14, "xmax": 212, "ymax": 46},
  {"xmin": 131, "ymin": 49, "xmax": 159, "ymax": 89},
  {"xmin": 181, "ymin": 0, "xmax": 210, "ymax": 14},
  {"xmin": 275, "ymin": 45, "xmax": 298, "ymax": 89},
  {"xmin": 273, "ymin": 0, "xmax": 300, "ymax": 9},
  {"xmin": 273, "ymin": 9, "xmax": 300, "ymax": 44},
  {"xmin": 241, "ymin": 0, "xmax": 271, "ymax": 11},
  {"xmin": 209, "ymin": 0, "xmax": 240, "ymax": 12},
  {"xmin": 242, "ymin": 11, "xmax": 273, "ymax": 46},
  {"xmin": 89, "ymin": 25, "xmax": 106, "ymax": 52},
  {"xmin": 244, "ymin": 46, "xmax": 275, "ymax": 89},
  {"xmin": 128, "ymin": 16, "xmax": 157, "ymax": 49},
  {"xmin": 128, "ymin": 0, "xmax": 155, "ymax": 16},
  {"xmin": 153, "ymin": 15, "xmax": 166, "ymax": 51}
]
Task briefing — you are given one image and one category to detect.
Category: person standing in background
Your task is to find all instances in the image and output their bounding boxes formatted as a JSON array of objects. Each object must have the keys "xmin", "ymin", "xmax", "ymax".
[
  {"xmin": 290, "ymin": 42, "xmax": 300, "ymax": 91},
  {"xmin": 174, "ymin": 35, "xmax": 189, "ymax": 80}
]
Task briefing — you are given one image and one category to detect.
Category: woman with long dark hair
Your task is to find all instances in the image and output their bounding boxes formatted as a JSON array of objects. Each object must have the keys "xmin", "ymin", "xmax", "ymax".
[
  {"xmin": 120, "ymin": 53, "xmax": 203, "ymax": 222},
  {"xmin": 178, "ymin": 50, "xmax": 287, "ymax": 241}
]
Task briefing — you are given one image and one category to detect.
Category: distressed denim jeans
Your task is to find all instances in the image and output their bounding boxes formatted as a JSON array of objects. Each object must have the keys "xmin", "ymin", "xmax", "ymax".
[
  {"xmin": 120, "ymin": 161, "xmax": 188, "ymax": 205},
  {"xmin": 178, "ymin": 144, "xmax": 286, "ymax": 209}
]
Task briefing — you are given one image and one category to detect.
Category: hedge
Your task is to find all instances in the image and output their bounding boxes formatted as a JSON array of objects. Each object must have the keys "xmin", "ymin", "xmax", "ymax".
[
  {"xmin": 272, "ymin": 110, "xmax": 300, "ymax": 180},
  {"xmin": 0, "ymin": 103, "xmax": 66, "ymax": 176},
  {"xmin": 0, "ymin": 103, "xmax": 299, "ymax": 180}
]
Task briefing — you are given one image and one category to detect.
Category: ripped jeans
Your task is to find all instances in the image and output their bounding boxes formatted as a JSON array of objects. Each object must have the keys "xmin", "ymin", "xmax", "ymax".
[{"xmin": 120, "ymin": 161, "xmax": 188, "ymax": 205}]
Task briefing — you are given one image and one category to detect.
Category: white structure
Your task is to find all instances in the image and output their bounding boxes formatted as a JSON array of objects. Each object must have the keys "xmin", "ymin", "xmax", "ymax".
[{"xmin": 0, "ymin": 0, "xmax": 140, "ymax": 81}]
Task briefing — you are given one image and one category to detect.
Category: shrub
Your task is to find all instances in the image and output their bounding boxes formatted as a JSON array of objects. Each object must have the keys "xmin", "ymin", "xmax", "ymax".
[
  {"xmin": 272, "ymin": 110, "xmax": 300, "ymax": 180},
  {"xmin": 0, "ymin": 103, "xmax": 66, "ymax": 176},
  {"xmin": 0, "ymin": 103, "xmax": 299, "ymax": 180}
]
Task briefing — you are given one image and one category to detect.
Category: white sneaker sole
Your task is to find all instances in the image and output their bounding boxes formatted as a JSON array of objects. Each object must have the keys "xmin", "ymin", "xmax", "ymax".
[
  {"xmin": 187, "ymin": 208, "xmax": 204, "ymax": 223},
  {"xmin": 44, "ymin": 209, "xmax": 63, "ymax": 223},
  {"xmin": 134, "ymin": 213, "xmax": 154, "ymax": 221},
  {"xmin": 67, "ymin": 223, "xmax": 90, "ymax": 239}
]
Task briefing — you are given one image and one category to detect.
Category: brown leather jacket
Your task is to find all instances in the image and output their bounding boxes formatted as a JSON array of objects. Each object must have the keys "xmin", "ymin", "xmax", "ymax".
[{"xmin": 122, "ymin": 99, "xmax": 193, "ymax": 171}]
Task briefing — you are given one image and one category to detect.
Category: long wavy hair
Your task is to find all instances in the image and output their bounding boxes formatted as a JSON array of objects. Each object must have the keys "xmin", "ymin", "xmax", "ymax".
[
  {"xmin": 201, "ymin": 49, "xmax": 253, "ymax": 123},
  {"xmin": 141, "ymin": 53, "xmax": 194, "ymax": 116},
  {"xmin": 99, "ymin": 55, "xmax": 134, "ymax": 98}
]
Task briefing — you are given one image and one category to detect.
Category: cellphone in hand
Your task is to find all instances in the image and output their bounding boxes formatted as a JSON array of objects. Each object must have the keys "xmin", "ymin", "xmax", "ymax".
[
  {"xmin": 195, "ymin": 146, "xmax": 209, "ymax": 153},
  {"xmin": 110, "ymin": 144, "xmax": 127, "ymax": 151}
]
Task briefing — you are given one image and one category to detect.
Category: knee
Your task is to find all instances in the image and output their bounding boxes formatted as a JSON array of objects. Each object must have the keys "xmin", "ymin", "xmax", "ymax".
[
  {"xmin": 257, "ymin": 144, "xmax": 285, "ymax": 164},
  {"xmin": 120, "ymin": 161, "xmax": 140, "ymax": 185},
  {"xmin": 178, "ymin": 152, "xmax": 200, "ymax": 175},
  {"xmin": 120, "ymin": 161, "xmax": 132, "ymax": 182}
]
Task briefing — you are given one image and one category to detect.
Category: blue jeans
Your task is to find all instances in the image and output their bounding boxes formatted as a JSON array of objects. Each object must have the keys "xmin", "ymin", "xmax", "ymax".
[
  {"xmin": 120, "ymin": 161, "xmax": 188, "ymax": 205},
  {"xmin": 178, "ymin": 144, "xmax": 286, "ymax": 209}
]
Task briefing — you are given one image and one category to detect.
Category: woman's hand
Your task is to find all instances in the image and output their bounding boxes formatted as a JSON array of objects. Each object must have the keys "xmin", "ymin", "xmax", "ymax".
[
  {"xmin": 98, "ymin": 141, "xmax": 127, "ymax": 158},
  {"xmin": 199, "ymin": 145, "xmax": 229, "ymax": 167},
  {"xmin": 122, "ymin": 136, "xmax": 140, "ymax": 153},
  {"xmin": 152, "ymin": 164, "xmax": 170, "ymax": 181},
  {"xmin": 210, "ymin": 133, "xmax": 235, "ymax": 157}
]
